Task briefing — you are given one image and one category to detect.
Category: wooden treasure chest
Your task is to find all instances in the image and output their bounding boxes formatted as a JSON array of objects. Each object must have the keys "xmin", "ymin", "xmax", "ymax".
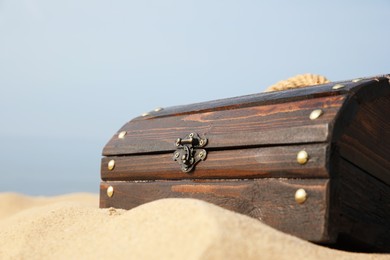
[{"xmin": 100, "ymin": 75, "xmax": 390, "ymax": 251}]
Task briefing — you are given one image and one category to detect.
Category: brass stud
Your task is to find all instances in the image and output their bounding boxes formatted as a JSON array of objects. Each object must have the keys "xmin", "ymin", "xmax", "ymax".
[
  {"xmin": 141, "ymin": 112, "xmax": 150, "ymax": 117},
  {"xmin": 352, "ymin": 78, "xmax": 363, "ymax": 83},
  {"xmin": 295, "ymin": 188, "xmax": 307, "ymax": 204},
  {"xmin": 108, "ymin": 160, "xmax": 115, "ymax": 171},
  {"xmin": 198, "ymin": 151, "xmax": 204, "ymax": 158},
  {"xmin": 118, "ymin": 131, "xmax": 127, "ymax": 139},
  {"xmin": 332, "ymin": 84, "xmax": 345, "ymax": 90},
  {"xmin": 107, "ymin": 186, "xmax": 114, "ymax": 198},
  {"xmin": 154, "ymin": 107, "xmax": 163, "ymax": 112},
  {"xmin": 174, "ymin": 152, "xmax": 180, "ymax": 158},
  {"xmin": 297, "ymin": 150, "xmax": 309, "ymax": 165},
  {"xmin": 189, "ymin": 133, "xmax": 194, "ymax": 138},
  {"xmin": 309, "ymin": 109, "xmax": 323, "ymax": 120}
]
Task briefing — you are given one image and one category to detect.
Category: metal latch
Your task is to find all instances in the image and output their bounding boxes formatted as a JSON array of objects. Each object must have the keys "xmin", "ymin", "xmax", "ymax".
[{"xmin": 173, "ymin": 133, "xmax": 208, "ymax": 173}]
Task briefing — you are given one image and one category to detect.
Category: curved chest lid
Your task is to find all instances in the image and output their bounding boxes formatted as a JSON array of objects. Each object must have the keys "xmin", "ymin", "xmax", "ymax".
[{"xmin": 102, "ymin": 77, "xmax": 384, "ymax": 156}]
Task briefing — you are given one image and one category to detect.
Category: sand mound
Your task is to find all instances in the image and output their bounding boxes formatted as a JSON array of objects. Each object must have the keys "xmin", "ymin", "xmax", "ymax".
[
  {"xmin": 0, "ymin": 193, "xmax": 97, "ymax": 220},
  {"xmin": 0, "ymin": 193, "xmax": 387, "ymax": 259}
]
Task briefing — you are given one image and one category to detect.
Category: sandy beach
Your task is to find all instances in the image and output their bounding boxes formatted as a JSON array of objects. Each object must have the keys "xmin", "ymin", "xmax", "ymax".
[{"xmin": 0, "ymin": 193, "xmax": 388, "ymax": 259}]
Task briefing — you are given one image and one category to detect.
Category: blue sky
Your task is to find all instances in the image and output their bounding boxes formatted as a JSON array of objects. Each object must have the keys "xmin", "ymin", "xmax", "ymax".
[{"xmin": 1, "ymin": 0, "xmax": 389, "ymax": 195}]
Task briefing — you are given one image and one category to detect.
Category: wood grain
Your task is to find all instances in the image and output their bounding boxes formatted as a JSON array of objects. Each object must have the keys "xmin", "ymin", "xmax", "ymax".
[
  {"xmin": 334, "ymin": 79, "xmax": 390, "ymax": 185},
  {"xmin": 101, "ymin": 144, "xmax": 329, "ymax": 181},
  {"xmin": 98, "ymin": 75, "xmax": 390, "ymax": 251},
  {"xmin": 334, "ymin": 159, "xmax": 390, "ymax": 252},
  {"xmin": 103, "ymin": 95, "xmax": 345, "ymax": 156},
  {"xmin": 100, "ymin": 178, "xmax": 331, "ymax": 242},
  {"xmin": 137, "ymin": 79, "xmax": 375, "ymax": 119}
]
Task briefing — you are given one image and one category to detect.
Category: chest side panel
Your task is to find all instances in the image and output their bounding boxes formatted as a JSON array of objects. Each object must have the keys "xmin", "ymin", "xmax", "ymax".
[
  {"xmin": 328, "ymin": 158, "xmax": 390, "ymax": 251},
  {"xmin": 334, "ymin": 78, "xmax": 390, "ymax": 185}
]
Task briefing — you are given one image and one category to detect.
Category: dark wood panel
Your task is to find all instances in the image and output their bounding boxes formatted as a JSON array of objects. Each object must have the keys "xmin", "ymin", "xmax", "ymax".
[
  {"xmin": 100, "ymin": 178, "xmax": 331, "ymax": 243},
  {"xmin": 334, "ymin": 159, "xmax": 390, "ymax": 252},
  {"xmin": 335, "ymin": 79, "xmax": 390, "ymax": 185},
  {"xmin": 139, "ymin": 78, "xmax": 383, "ymax": 119},
  {"xmin": 101, "ymin": 144, "xmax": 329, "ymax": 181},
  {"xmin": 103, "ymin": 95, "xmax": 345, "ymax": 156}
]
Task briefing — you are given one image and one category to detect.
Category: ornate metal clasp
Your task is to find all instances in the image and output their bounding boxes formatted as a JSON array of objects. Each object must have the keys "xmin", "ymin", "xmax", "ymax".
[{"xmin": 173, "ymin": 133, "xmax": 208, "ymax": 173}]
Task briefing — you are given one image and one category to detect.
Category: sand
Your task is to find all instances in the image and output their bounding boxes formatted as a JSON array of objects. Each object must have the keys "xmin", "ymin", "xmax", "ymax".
[{"xmin": 0, "ymin": 193, "xmax": 388, "ymax": 260}]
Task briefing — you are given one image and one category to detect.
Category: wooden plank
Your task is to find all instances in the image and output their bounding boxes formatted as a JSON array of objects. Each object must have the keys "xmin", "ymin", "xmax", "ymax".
[
  {"xmin": 103, "ymin": 95, "xmax": 344, "ymax": 156},
  {"xmin": 140, "ymin": 78, "xmax": 381, "ymax": 119},
  {"xmin": 334, "ymin": 159, "xmax": 390, "ymax": 252},
  {"xmin": 101, "ymin": 144, "xmax": 329, "ymax": 181},
  {"xmin": 100, "ymin": 178, "xmax": 331, "ymax": 243},
  {"xmin": 335, "ymin": 79, "xmax": 390, "ymax": 185}
]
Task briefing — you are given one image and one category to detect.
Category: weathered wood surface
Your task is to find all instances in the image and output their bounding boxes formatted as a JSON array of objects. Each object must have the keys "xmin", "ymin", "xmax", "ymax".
[
  {"xmin": 334, "ymin": 79, "xmax": 390, "ymax": 185},
  {"xmin": 99, "ymin": 75, "xmax": 390, "ymax": 251},
  {"xmin": 102, "ymin": 144, "xmax": 329, "ymax": 181},
  {"xmin": 100, "ymin": 178, "xmax": 331, "ymax": 242},
  {"xmin": 103, "ymin": 95, "xmax": 345, "ymax": 156},
  {"xmin": 334, "ymin": 159, "xmax": 390, "ymax": 252},
  {"xmin": 136, "ymin": 78, "xmax": 378, "ymax": 119}
]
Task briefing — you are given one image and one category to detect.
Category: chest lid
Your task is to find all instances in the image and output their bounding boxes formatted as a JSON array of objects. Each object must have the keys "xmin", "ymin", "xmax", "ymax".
[
  {"xmin": 101, "ymin": 75, "xmax": 390, "ymax": 181},
  {"xmin": 103, "ymin": 77, "xmax": 383, "ymax": 156}
]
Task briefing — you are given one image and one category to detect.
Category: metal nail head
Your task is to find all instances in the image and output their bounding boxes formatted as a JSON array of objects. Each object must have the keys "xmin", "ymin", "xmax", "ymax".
[
  {"xmin": 297, "ymin": 150, "xmax": 309, "ymax": 165},
  {"xmin": 118, "ymin": 131, "xmax": 127, "ymax": 139},
  {"xmin": 352, "ymin": 78, "xmax": 363, "ymax": 83},
  {"xmin": 295, "ymin": 188, "xmax": 307, "ymax": 204},
  {"xmin": 107, "ymin": 186, "xmax": 114, "ymax": 198},
  {"xmin": 108, "ymin": 160, "xmax": 116, "ymax": 171},
  {"xmin": 309, "ymin": 109, "xmax": 323, "ymax": 120},
  {"xmin": 332, "ymin": 84, "xmax": 345, "ymax": 90}
]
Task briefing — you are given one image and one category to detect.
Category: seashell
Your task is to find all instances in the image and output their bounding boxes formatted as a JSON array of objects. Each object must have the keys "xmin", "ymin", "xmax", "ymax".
[{"xmin": 265, "ymin": 74, "xmax": 330, "ymax": 92}]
